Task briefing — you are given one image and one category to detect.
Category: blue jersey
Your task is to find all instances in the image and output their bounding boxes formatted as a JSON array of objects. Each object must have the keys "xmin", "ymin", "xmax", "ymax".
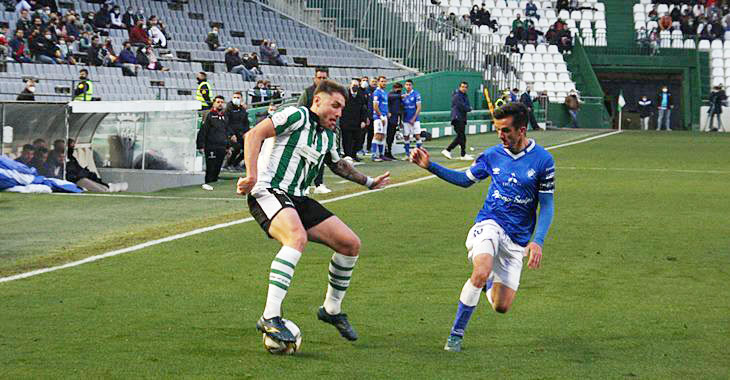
[
  {"xmin": 402, "ymin": 89, "xmax": 422, "ymax": 122},
  {"xmin": 466, "ymin": 140, "xmax": 555, "ymax": 246},
  {"xmin": 372, "ymin": 88, "xmax": 388, "ymax": 118}
]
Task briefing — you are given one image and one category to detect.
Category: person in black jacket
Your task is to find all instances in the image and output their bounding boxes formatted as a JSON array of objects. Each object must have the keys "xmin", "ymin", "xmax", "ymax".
[
  {"xmin": 638, "ymin": 95, "xmax": 653, "ymax": 130},
  {"xmin": 706, "ymin": 85, "xmax": 727, "ymax": 132},
  {"xmin": 224, "ymin": 91, "xmax": 250, "ymax": 170},
  {"xmin": 385, "ymin": 82, "xmax": 404, "ymax": 159},
  {"xmin": 519, "ymin": 84, "xmax": 538, "ymax": 130},
  {"xmin": 17, "ymin": 79, "xmax": 36, "ymax": 101},
  {"xmin": 196, "ymin": 96, "xmax": 231, "ymax": 190},
  {"xmin": 443, "ymin": 82, "xmax": 473, "ymax": 160},
  {"xmin": 340, "ymin": 78, "xmax": 369, "ymax": 161}
]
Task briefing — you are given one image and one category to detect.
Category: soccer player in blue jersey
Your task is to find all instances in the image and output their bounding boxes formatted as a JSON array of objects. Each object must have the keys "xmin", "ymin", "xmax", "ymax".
[
  {"xmin": 401, "ymin": 79, "xmax": 423, "ymax": 159},
  {"xmin": 371, "ymin": 76, "xmax": 389, "ymax": 162},
  {"xmin": 410, "ymin": 103, "xmax": 555, "ymax": 352}
]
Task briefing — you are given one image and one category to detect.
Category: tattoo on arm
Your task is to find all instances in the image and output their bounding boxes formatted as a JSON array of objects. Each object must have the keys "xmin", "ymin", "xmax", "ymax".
[{"xmin": 326, "ymin": 156, "xmax": 369, "ymax": 187}]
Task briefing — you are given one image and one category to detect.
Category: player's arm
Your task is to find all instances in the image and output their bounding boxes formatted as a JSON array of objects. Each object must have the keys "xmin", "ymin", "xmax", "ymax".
[
  {"xmin": 237, "ymin": 118, "xmax": 276, "ymax": 194},
  {"xmin": 411, "ymin": 102, "xmax": 422, "ymax": 123},
  {"xmin": 325, "ymin": 155, "xmax": 390, "ymax": 189},
  {"xmin": 527, "ymin": 163, "xmax": 556, "ymax": 269},
  {"xmin": 410, "ymin": 148, "xmax": 479, "ymax": 188},
  {"xmin": 373, "ymin": 96, "xmax": 382, "ymax": 117}
]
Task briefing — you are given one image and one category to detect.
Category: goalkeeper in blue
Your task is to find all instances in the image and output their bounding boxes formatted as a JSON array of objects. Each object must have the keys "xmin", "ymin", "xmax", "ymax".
[{"xmin": 410, "ymin": 103, "xmax": 555, "ymax": 352}]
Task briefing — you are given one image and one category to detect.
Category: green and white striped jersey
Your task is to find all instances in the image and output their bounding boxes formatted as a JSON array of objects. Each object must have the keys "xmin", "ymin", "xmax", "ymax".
[{"xmin": 254, "ymin": 106, "xmax": 340, "ymax": 196}]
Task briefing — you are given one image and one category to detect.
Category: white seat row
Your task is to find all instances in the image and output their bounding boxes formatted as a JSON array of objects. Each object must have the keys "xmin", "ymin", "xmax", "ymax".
[
  {"xmin": 522, "ymin": 62, "xmax": 570, "ymax": 74},
  {"xmin": 522, "ymin": 72, "xmax": 573, "ymax": 84},
  {"xmin": 520, "ymin": 53, "xmax": 566, "ymax": 64}
]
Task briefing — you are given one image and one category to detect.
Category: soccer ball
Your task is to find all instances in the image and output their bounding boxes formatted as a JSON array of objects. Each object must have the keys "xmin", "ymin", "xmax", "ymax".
[{"xmin": 262, "ymin": 319, "xmax": 302, "ymax": 355}]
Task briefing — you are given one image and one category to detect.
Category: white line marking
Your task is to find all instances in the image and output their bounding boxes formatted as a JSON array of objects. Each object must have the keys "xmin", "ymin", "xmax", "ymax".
[
  {"xmin": 0, "ymin": 131, "xmax": 620, "ymax": 284},
  {"xmin": 53, "ymin": 193, "xmax": 245, "ymax": 201},
  {"xmin": 558, "ymin": 166, "xmax": 730, "ymax": 175}
]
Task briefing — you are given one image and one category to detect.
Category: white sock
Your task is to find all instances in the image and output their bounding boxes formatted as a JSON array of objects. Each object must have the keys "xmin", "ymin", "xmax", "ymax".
[
  {"xmin": 262, "ymin": 246, "xmax": 302, "ymax": 319},
  {"xmin": 459, "ymin": 279, "xmax": 481, "ymax": 307},
  {"xmin": 323, "ymin": 253, "xmax": 359, "ymax": 315}
]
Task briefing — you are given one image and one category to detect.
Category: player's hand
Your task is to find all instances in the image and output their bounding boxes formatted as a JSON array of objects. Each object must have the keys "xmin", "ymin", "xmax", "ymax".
[
  {"xmin": 371, "ymin": 171, "xmax": 390, "ymax": 189},
  {"xmin": 410, "ymin": 147, "xmax": 430, "ymax": 169},
  {"xmin": 526, "ymin": 242, "xmax": 543, "ymax": 269},
  {"xmin": 237, "ymin": 176, "xmax": 256, "ymax": 195}
]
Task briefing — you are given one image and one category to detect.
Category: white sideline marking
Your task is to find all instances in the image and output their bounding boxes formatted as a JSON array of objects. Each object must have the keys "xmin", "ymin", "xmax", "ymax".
[
  {"xmin": 558, "ymin": 166, "xmax": 730, "ymax": 175},
  {"xmin": 54, "ymin": 193, "xmax": 246, "ymax": 201},
  {"xmin": 0, "ymin": 131, "xmax": 620, "ymax": 284}
]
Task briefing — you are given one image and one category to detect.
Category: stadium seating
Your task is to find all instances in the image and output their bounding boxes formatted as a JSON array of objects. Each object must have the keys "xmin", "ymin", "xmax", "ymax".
[{"xmin": 0, "ymin": 0, "xmax": 414, "ymax": 101}]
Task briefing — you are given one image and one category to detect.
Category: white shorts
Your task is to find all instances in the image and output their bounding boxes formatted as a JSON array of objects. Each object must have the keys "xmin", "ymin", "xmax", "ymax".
[
  {"xmin": 402, "ymin": 121, "xmax": 421, "ymax": 137},
  {"xmin": 373, "ymin": 116, "xmax": 388, "ymax": 134},
  {"xmin": 465, "ymin": 219, "xmax": 526, "ymax": 291}
]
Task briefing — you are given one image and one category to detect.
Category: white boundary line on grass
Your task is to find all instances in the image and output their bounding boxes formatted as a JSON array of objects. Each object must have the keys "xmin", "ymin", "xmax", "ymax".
[{"xmin": 0, "ymin": 131, "xmax": 620, "ymax": 284}]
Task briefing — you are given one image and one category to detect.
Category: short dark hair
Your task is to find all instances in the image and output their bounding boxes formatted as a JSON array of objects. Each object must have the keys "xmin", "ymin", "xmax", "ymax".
[
  {"xmin": 493, "ymin": 102, "xmax": 528, "ymax": 129},
  {"xmin": 393, "ymin": 82, "xmax": 403, "ymax": 89},
  {"xmin": 460, "ymin": 81, "xmax": 468, "ymax": 87},
  {"xmin": 314, "ymin": 79, "xmax": 347, "ymax": 100},
  {"xmin": 22, "ymin": 144, "xmax": 34, "ymax": 152},
  {"xmin": 378, "ymin": 75, "xmax": 386, "ymax": 80},
  {"xmin": 233, "ymin": 91, "xmax": 242, "ymax": 96},
  {"xmin": 214, "ymin": 95, "xmax": 225, "ymax": 102},
  {"xmin": 315, "ymin": 67, "xmax": 329, "ymax": 75},
  {"xmin": 405, "ymin": 79, "xmax": 413, "ymax": 84},
  {"xmin": 79, "ymin": 69, "xmax": 88, "ymax": 75}
]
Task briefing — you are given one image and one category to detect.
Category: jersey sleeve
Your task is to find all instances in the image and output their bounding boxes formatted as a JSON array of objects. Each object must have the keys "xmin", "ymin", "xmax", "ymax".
[
  {"xmin": 270, "ymin": 107, "xmax": 304, "ymax": 136},
  {"xmin": 538, "ymin": 154, "xmax": 555, "ymax": 194},
  {"xmin": 466, "ymin": 152, "xmax": 490, "ymax": 182},
  {"xmin": 415, "ymin": 91, "xmax": 422, "ymax": 104}
]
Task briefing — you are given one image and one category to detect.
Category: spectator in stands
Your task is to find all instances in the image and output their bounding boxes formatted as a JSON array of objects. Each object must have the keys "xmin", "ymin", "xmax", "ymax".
[
  {"xmin": 86, "ymin": 35, "xmax": 104, "ymax": 66},
  {"xmin": 64, "ymin": 13, "xmax": 80, "ymax": 41},
  {"xmin": 15, "ymin": 144, "xmax": 35, "ymax": 165},
  {"xmin": 526, "ymin": 0, "xmax": 539, "ymax": 20},
  {"xmin": 79, "ymin": 31, "xmax": 91, "ymax": 52},
  {"xmin": 520, "ymin": 84, "xmax": 539, "ymax": 130},
  {"xmin": 556, "ymin": 0, "xmax": 569, "ymax": 12},
  {"xmin": 196, "ymin": 95, "xmax": 230, "ymax": 191},
  {"xmin": 29, "ymin": 146, "xmax": 56, "ymax": 177},
  {"xmin": 479, "ymin": 5, "xmax": 498, "ymax": 32},
  {"xmin": 82, "ymin": 11, "xmax": 96, "ymax": 34},
  {"xmin": 457, "ymin": 15, "xmax": 471, "ymax": 34},
  {"xmin": 247, "ymin": 80, "xmax": 273, "ymax": 104},
  {"xmin": 505, "ymin": 31, "xmax": 520, "ymax": 53},
  {"xmin": 526, "ymin": 24, "xmax": 542, "ymax": 44},
  {"xmin": 442, "ymin": 81, "xmax": 472, "ymax": 161},
  {"xmin": 659, "ymin": 13, "xmax": 672, "ymax": 31},
  {"xmin": 147, "ymin": 15, "xmax": 167, "ymax": 48},
  {"xmin": 512, "ymin": 14, "xmax": 525, "ymax": 40},
  {"xmin": 706, "ymin": 85, "xmax": 726, "ymax": 132},
  {"xmin": 556, "ymin": 28, "xmax": 573, "ymax": 54},
  {"xmin": 469, "ymin": 5, "xmax": 481, "ymax": 25},
  {"xmin": 119, "ymin": 41, "xmax": 141, "ymax": 76},
  {"xmin": 129, "ymin": 19, "xmax": 149, "ymax": 46},
  {"xmin": 93, "ymin": 4, "xmax": 111, "ymax": 29},
  {"xmin": 243, "ymin": 52, "xmax": 262, "ymax": 76},
  {"xmin": 692, "ymin": 3, "xmax": 704, "ymax": 18},
  {"xmin": 564, "ymin": 89, "xmax": 581, "ymax": 128},
  {"xmin": 0, "ymin": 24, "xmax": 8, "ymax": 60},
  {"xmin": 110, "ymin": 5, "xmax": 124, "ymax": 29},
  {"xmin": 31, "ymin": 29, "xmax": 62, "ymax": 64},
  {"xmin": 143, "ymin": 44, "xmax": 167, "ymax": 71},
  {"xmin": 15, "ymin": 0, "xmax": 31, "ymax": 13},
  {"xmin": 385, "ymin": 82, "xmax": 403, "ymax": 160},
  {"xmin": 56, "ymin": 38, "xmax": 76, "ymax": 65},
  {"xmin": 341, "ymin": 78, "xmax": 369, "ymax": 162},
  {"xmin": 9, "ymin": 29, "xmax": 31, "ymax": 62},
  {"xmin": 656, "ymin": 86, "xmax": 673, "ymax": 131},
  {"xmin": 260, "ymin": 39, "xmax": 286, "ymax": 66},
  {"xmin": 16, "ymin": 9, "xmax": 32, "ymax": 32},
  {"xmin": 638, "ymin": 95, "xmax": 653, "ymax": 131},
  {"xmin": 73, "ymin": 69, "xmax": 93, "ymax": 101},
  {"xmin": 122, "ymin": 6, "xmax": 138, "ymax": 29},
  {"xmin": 225, "ymin": 48, "xmax": 255, "ymax": 82},
  {"xmin": 224, "ymin": 91, "xmax": 249, "ymax": 171},
  {"xmin": 206, "ymin": 26, "xmax": 224, "ymax": 51}
]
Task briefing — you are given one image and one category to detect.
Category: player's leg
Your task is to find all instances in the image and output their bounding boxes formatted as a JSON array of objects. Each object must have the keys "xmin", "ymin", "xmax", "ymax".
[
  {"xmin": 402, "ymin": 122, "xmax": 412, "ymax": 158},
  {"xmin": 483, "ymin": 231, "xmax": 525, "ymax": 313},
  {"xmin": 413, "ymin": 121, "xmax": 423, "ymax": 148},
  {"xmin": 306, "ymin": 214, "xmax": 361, "ymax": 341},
  {"xmin": 248, "ymin": 190, "xmax": 308, "ymax": 342},
  {"xmin": 371, "ymin": 118, "xmax": 381, "ymax": 160}
]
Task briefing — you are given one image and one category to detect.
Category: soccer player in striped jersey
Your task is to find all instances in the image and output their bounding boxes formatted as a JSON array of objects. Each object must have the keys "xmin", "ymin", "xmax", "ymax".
[
  {"xmin": 238, "ymin": 80, "xmax": 391, "ymax": 344},
  {"xmin": 371, "ymin": 76, "xmax": 389, "ymax": 162},
  {"xmin": 410, "ymin": 103, "xmax": 555, "ymax": 352}
]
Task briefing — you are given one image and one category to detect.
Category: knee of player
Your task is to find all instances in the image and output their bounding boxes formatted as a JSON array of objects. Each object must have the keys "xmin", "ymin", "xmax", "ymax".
[
  {"xmin": 469, "ymin": 271, "xmax": 489, "ymax": 288},
  {"xmin": 494, "ymin": 304, "xmax": 511, "ymax": 314},
  {"xmin": 287, "ymin": 230, "xmax": 308, "ymax": 251},
  {"xmin": 341, "ymin": 235, "xmax": 361, "ymax": 256}
]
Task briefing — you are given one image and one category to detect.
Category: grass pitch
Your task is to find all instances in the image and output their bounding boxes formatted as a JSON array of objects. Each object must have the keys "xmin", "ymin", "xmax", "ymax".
[{"xmin": 1, "ymin": 130, "xmax": 728, "ymax": 379}]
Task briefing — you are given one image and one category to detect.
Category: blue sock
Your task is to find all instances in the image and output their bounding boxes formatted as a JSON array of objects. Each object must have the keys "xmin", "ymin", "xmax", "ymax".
[
  {"xmin": 404, "ymin": 143, "xmax": 410, "ymax": 156},
  {"xmin": 371, "ymin": 142, "xmax": 378, "ymax": 158},
  {"xmin": 378, "ymin": 143, "xmax": 384, "ymax": 156},
  {"xmin": 450, "ymin": 301, "xmax": 475, "ymax": 337}
]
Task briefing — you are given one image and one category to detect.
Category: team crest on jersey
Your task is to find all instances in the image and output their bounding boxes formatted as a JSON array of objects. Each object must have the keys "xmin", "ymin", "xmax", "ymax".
[
  {"xmin": 527, "ymin": 169, "xmax": 536, "ymax": 178},
  {"xmin": 508, "ymin": 173, "xmax": 518, "ymax": 184},
  {"xmin": 492, "ymin": 167, "xmax": 501, "ymax": 175}
]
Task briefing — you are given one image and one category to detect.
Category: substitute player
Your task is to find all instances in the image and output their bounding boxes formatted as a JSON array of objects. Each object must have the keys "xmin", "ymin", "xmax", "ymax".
[
  {"xmin": 410, "ymin": 103, "xmax": 555, "ymax": 352},
  {"xmin": 371, "ymin": 76, "xmax": 389, "ymax": 162},
  {"xmin": 401, "ymin": 79, "xmax": 422, "ymax": 159},
  {"xmin": 238, "ymin": 80, "xmax": 390, "ymax": 344}
]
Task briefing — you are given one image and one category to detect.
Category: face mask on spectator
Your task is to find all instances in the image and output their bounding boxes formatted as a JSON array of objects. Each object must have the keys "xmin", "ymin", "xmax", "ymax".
[
  {"xmin": 232, "ymin": 98, "xmax": 241, "ymax": 105},
  {"xmin": 28, "ymin": 86, "xmax": 36, "ymax": 92},
  {"xmin": 360, "ymin": 80, "xmax": 368, "ymax": 89},
  {"xmin": 45, "ymin": 34, "xmax": 52, "ymax": 40}
]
